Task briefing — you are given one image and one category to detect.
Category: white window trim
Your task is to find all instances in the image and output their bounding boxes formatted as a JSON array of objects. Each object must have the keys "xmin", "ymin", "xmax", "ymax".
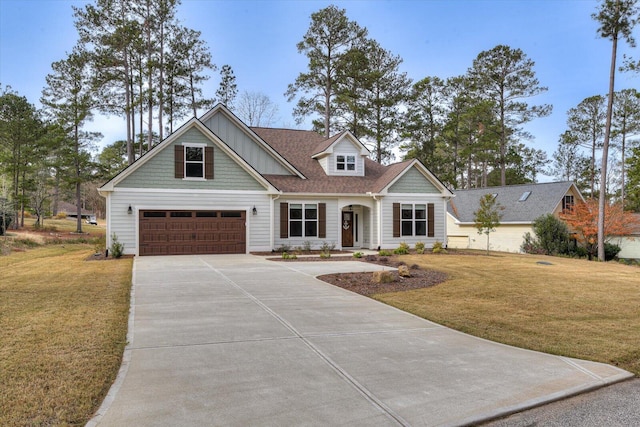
[
  {"xmin": 289, "ymin": 202, "xmax": 319, "ymax": 238},
  {"xmin": 182, "ymin": 142, "xmax": 207, "ymax": 180},
  {"xmin": 336, "ymin": 154, "xmax": 357, "ymax": 173},
  {"xmin": 400, "ymin": 203, "xmax": 428, "ymax": 237}
]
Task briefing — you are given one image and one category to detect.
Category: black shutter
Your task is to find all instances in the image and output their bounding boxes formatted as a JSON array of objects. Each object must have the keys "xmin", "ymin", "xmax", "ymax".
[
  {"xmin": 174, "ymin": 145, "xmax": 184, "ymax": 178},
  {"xmin": 393, "ymin": 203, "xmax": 400, "ymax": 238},
  {"xmin": 280, "ymin": 203, "xmax": 288, "ymax": 239}
]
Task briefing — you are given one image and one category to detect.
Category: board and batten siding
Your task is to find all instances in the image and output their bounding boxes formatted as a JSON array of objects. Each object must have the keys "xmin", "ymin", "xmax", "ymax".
[
  {"xmin": 117, "ymin": 128, "xmax": 265, "ymax": 191},
  {"xmin": 273, "ymin": 198, "xmax": 339, "ymax": 250},
  {"xmin": 380, "ymin": 195, "xmax": 446, "ymax": 249},
  {"xmin": 202, "ymin": 112, "xmax": 292, "ymax": 175},
  {"xmin": 388, "ymin": 167, "xmax": 439, "ymax": 194},
  {"xmin": 107, "ymin": 190, "xmax": 272, "ymax": 255}
]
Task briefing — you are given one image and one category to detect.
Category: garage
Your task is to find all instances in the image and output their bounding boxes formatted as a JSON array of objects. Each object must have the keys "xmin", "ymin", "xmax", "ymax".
[{"xmin": 139, "ymin": 210, "xmax": 246, "ymax": 256}]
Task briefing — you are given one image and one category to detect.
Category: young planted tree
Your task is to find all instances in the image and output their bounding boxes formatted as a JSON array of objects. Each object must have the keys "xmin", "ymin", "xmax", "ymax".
[
  {"xmin": 286, "ymin": 5, "xmax": 367, "ymax": 137},
  {"xmin": 473, "ymin": 193, "xmax": 504, "ymax": 254},
  {"xmin": 216, "ymin": 64, "xmax": 237, "ymax": 109},
  {"xmin": 560, "ymin": 198, "xmax": 640, "ymax": 259},
  {"xmin": 469, "ymin": 45, "xmax": 551, "ymax": 186},
  {"xmin": 592, "ymin": 0, "xmax": 639, "ymax": 261}
]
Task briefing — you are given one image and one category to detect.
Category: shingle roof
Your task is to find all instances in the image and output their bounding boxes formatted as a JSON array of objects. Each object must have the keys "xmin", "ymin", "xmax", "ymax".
[
  {"xmin": 252, "ymin": 127, "xmax": 414, "ymax": 194},
  {"xmin": 448, "ymin": 182, "xmax": 578, "ymax": 223}
]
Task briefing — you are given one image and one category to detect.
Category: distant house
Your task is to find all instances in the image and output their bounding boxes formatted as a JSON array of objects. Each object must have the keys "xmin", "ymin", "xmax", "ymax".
[
  {"xmin": 57, "ymin": 201, "xmax": 94, "ymax": 220},
  {"xmin": 614, "ymin": 213, "xmax": 640, "ymax": 259},
  {"xmin": 447, "ymin": 182, "xmax": 584, "ymax": 253},
  {"xmin": 98, "ymin": 104, "xmax": 453, "ymax": 256}
]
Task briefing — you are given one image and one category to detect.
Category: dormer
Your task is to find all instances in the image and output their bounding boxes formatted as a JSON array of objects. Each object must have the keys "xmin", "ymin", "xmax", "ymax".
[{"xmin": 311, "ymin": 131, "xmax": 370, "ymax": 177}]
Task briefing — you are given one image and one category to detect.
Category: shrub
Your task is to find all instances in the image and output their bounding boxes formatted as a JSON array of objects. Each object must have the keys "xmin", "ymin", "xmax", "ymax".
[
  {"xmin": 319, "ymin": 241, "xmax": 336, "ymax": 252},
  {"xmin": 94, "ymin": 235, "xmax": 106, "ymax": 254},
  {"xmin": 352, "ymin": 251, "xmax": 363, "ymax": 258},
  {"xmin": 531, "ymin": 214, "xmax": 571, "ymax": 255},
  {"xmin": 432, "ymin": 241, "xmax": 447, "ymax": 254},
  {"xmin": 56, "ymin": 212, "xmax": 67, "ymax": 219},
  {"xmin": 602, "ymin": 242, "xmax": 621, "ymax": 261},
  {"xmin": 415, "ymin": 241, "xmax": 425, "ymax": 254},
  {"xmin": 110, "ymin": 233, "xmax": 125, "ymax": 258},
  {"xmin": 276, "ymin": 244, "xmax": 290, "ymax": 253},
  {"xmin": 302, "ymin": 240, "xmax": 312, "ymax": 253},
  {"xmin": 378, "ymin": 249, "xmax": 392, "ymax": 256},
  {"xmin": 521, "ymin": 232, "xmax": 545, "ymax": 254},
  {"xmin": 320, "ymin": 251, "xmax": 331, "ymax": 259},
  {"xmin": 394, "ymin": 242, "xmax": 410, "ymax": 255},
  {"xmin": 0, "ymin": 212, "xmax": 13, "ymax": 236}
]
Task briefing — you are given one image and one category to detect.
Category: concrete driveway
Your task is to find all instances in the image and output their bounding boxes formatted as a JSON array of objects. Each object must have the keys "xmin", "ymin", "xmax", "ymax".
[{"xmin": 89, "ymin": 255, "xmax": 632, "ymax": 426}]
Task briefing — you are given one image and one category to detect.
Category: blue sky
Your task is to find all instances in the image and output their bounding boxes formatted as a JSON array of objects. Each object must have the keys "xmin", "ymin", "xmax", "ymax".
[{"xmin": 1, "ymin": 0, "xmax": 638, "ymax": 178}]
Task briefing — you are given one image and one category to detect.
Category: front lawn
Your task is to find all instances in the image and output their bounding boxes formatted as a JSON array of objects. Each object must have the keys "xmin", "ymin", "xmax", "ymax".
[
  {"xmin": 0, "ymin": 244, "xmax": 132, "ymax": 426},
  {"xmin": 373, "ymin": 252, "xmax": 640, "ymax": 375}
]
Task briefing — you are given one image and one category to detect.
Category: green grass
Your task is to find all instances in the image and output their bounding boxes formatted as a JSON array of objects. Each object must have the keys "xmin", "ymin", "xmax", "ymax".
[
  {"xmin": 0, "ymin": 244, "xmax": 132, "ymax": 426},
  {"xmin": 374, "ymin": 252, "xmax": 640, "ymax": 375}
]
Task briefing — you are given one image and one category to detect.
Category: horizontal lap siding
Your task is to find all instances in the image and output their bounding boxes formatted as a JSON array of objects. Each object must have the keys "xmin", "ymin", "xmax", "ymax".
[
  {"xmin": 274, "ymin": 198, "xmax": 339, "ymax": 249},
  {"xmin": 381, "ymin": 196, "xmax": 445, "ymax": 249},
  {"xmin": 447, "ymin": 223, "xmax": 532, "ymax": 253},
  {"xmin": 108, "ymin": 191, "xmax": 271, "ymax": 255}
]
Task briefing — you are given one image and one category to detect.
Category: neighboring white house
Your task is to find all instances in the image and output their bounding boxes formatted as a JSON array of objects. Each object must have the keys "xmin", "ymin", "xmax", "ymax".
[
  {"xmin": 447, "ymin": 182, "xmax": 584, "ymax": 253},
  {"xmin": 614, "ymin": 213, "xmax": 640, "ymax": 259},
  {"xmin": 98, "ymin": 104, "xmax": 453, "ymax": 256}
]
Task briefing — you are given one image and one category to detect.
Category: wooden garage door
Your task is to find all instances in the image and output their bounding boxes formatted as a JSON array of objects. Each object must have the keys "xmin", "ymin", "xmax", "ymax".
[{"xmin": 139, "ymin": 210, "xmax": 246, "ymax": 256}]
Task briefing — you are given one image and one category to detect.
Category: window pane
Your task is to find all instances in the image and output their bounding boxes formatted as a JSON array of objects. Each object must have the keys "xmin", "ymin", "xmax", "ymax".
[
  {"xmin": 415, "ymin": 221, "xmax": 427, "ymax": 236},
  {"xmin": 186, "ymin": 163, "xmax": 204, "ymax": 177},
  {"xmin": 337, "ymin": 155, "xmax": 345, "ymax": 162},
  {"xmin": 185, "ymin": 146, "xmax": 203, "ymax": 161},
  {"xmin": 170, "ymin": 211, "xmax": 192, "ymax": 218},
  {"xmin": 402, "ymin": 205, "xmax": 413, "ymax": 219},
  {"xmin": 290, "ymin": 204, "xmax": 302, "ymax": 219},
  {"xmin": 337, "ymin": 163, "xmax": 345, "ymax": 170},
  {"xmin": 290, "ymin": 221, "xmax": 302, "ymax": 237},
  {"xmin": 305, "ymin": 221, "xmax": 317, "ymax": 237},
  {"xmin": 401, "ymin": 221, "xmax": 413, "ymax": 236},
  {"xmin": 196, "ymin": 211, "xmax": 217, "ymax": 217},
  {"xmin": 220, "ymin": 212, "xmax": 242, "ymax": 217},
  {"xmin": 415, "ymin": 204, "xmax": 426, "ymax": 219},
  {"xmin": 347, "ymin": 163, "xmax": 355, "ymax": 171},
  {"xmin": 305, "ymin": 205, "xmax": 317, "ymax": 219},
  {"xmin": 347, "ymin": 155, "xmax": 355, "ymax": 162}
]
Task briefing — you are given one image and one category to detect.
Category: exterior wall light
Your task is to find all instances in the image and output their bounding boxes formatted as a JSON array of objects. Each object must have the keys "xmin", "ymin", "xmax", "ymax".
[
  {"xmin": 128, "ymin": 205, "xmax": 133, "ymax": 215},
  {"xmin": 252, "ymin": 206, "xmax": 257, "ymax": 215}
]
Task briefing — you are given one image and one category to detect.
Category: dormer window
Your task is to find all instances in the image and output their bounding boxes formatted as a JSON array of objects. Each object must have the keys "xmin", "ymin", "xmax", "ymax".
[{"xmin": 337, "ymin": 155, "xmax": 356, "ymax": 171}]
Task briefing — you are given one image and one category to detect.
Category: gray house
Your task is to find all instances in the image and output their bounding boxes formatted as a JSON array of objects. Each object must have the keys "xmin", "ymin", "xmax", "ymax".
[
  {"xmin": 99, "ymin": 104, "xmax": 453, "ymax": 256},
  {"xmin": 447, "ymin": 181, "xmax": 584, "ymax": 253}
]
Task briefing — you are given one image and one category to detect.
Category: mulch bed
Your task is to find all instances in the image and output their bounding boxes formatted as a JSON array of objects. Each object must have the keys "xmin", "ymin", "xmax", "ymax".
[{"xmin": 268, "ymin": 253, "xmax": 449, "ymax": 296}]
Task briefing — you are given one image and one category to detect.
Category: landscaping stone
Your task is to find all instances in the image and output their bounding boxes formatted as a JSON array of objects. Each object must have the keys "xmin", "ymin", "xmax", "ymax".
[{"xmin": 372, "ymin": 270, "xmax": 394, "ymax": 283}]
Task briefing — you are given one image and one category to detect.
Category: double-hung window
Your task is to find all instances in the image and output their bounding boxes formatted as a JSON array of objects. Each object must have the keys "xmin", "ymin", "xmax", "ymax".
[
  {"xmin": 185, "ymin": 146, "xmax": 204, "ymax": 178},
  {"xmin": 289, "ymin": 203, "xmax": 318, "ymax": 237},
  {"xmin": 562, "ymin": 195, "xmax": 574, "ymax": 213},
  {"xmin": 401, "ymin": 204, "xmax": 427, "ymax": 236},
  {"xmin": 336, "ymin": 155, "xmax": 356, "ymax": 171}
]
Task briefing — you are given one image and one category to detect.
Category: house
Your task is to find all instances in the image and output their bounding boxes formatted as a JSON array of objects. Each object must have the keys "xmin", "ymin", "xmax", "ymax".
[
  {"xmin": 57, "ymin": 201, "xmax": 95, "ymax": 220},
  {"xmin": 447, "ymin": 181, "xmax": 584, "ymax": 253},
  {"xmin": 98, "ymin": 104, "xmax": 453, "ymax": 256},
  {"xmin": 614, "ymin": 213, "xmax": 640, "ymax": 259}
]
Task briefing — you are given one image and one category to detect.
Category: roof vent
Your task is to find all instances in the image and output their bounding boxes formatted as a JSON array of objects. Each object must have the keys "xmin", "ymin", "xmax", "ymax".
[{"xmin": 519, "ymin": 191, "xmax": 532, "ymax": 202}]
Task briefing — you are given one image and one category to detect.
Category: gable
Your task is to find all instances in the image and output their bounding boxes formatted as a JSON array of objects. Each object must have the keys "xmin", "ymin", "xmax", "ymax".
[
  {"xmin": 388, "ymin": 166, "xmax": 439, "ymax": 193},
  {"xmin": 116, "ymin": 127, "xmax": 266, "ymax": 191},
  {"xmin": 201, "ymin": 109, "xmax": 294, "ymax": 176}
]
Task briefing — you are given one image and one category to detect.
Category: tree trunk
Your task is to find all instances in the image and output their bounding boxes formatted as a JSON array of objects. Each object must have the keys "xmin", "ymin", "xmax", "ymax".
[{"xmin": 598, "ymin": 33, "xmax": 618, "ymax": 261}]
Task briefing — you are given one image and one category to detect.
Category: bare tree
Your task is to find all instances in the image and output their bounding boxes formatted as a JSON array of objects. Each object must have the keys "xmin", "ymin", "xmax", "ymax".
[{"xmin": 235, "ymin": 91, "xmax": 279, "ymax": 127}]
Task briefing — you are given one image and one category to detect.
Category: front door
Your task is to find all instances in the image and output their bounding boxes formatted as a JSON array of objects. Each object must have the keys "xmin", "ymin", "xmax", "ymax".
[{"xmin": 342, "ymin": 211, "xmax": 354, "ymax": 247}]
